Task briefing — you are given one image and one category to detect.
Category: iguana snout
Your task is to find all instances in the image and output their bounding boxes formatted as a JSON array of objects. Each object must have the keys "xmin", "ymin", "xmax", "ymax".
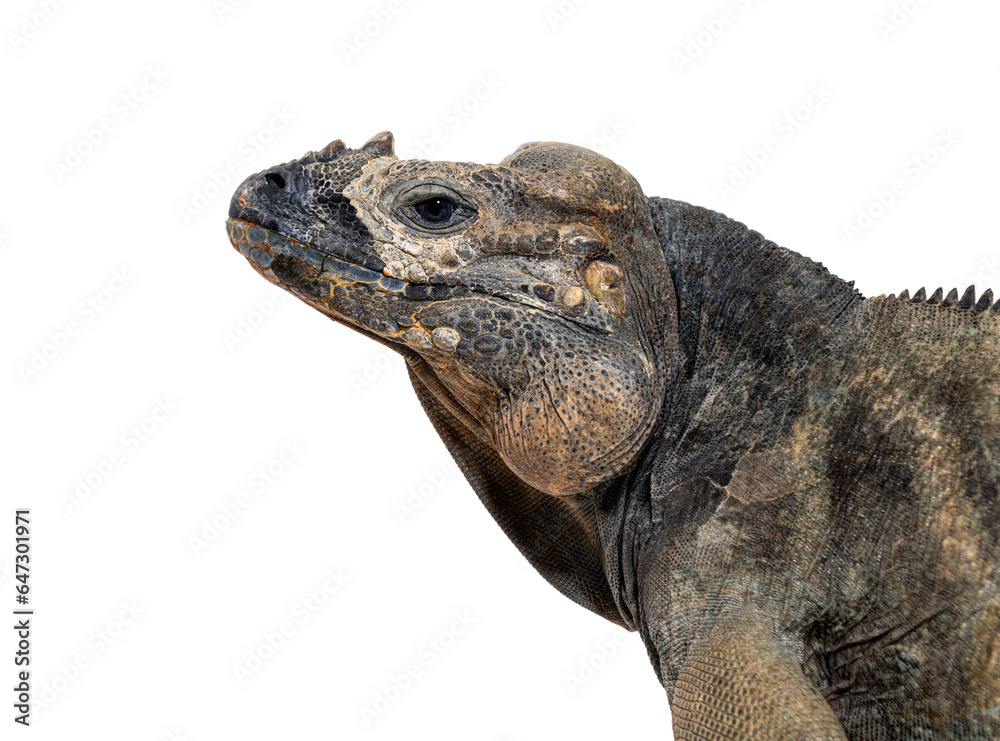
[{"xmin": 227, "ymin": 133, "xmax": 676, "ymax": 496}]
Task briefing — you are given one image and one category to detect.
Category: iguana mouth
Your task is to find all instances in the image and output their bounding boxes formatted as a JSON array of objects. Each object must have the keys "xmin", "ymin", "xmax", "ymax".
[
  {"xmin": 228, "ymin": 218, "xmax": 403, "ymax": 290},
  {"xmin": 226, "ymin": 217, "xmax": 606, "ymax": 332},
  {"xmin": 226, "ymin": 217, "xmax": 475, "ymax": 302}
]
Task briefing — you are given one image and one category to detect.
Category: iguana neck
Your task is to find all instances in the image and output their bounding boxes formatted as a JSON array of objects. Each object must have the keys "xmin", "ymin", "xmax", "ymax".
[
  {"xmin": 647, "ymin": 197, "xmax": 863, "ymax": 488},
  {"xmin": 593, "ymin": 199, "xmax": 864, "ymax": 632}
]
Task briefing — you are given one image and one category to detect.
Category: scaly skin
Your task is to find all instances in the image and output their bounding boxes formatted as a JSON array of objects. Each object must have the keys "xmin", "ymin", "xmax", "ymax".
[{"xmin": 226, "ymin": 132, "xmax": 1000, "ymax": 739}]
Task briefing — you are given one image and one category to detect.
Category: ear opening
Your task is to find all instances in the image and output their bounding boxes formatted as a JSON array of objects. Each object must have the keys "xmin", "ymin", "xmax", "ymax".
[{"xmin": 584, "ymin": 260, "xmax": 627, "ymax": 316}]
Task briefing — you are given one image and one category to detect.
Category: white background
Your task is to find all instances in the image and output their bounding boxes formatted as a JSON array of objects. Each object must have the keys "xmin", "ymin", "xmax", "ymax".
[{"xmin": 3, "ymin": 0, "xmax": 998, "ymax": 739}]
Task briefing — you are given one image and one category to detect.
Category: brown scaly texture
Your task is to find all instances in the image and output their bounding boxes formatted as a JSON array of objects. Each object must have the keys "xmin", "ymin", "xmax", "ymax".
[{"xmin": 225, "ymin": 132, "xmax": 1000, "ymax": 739}]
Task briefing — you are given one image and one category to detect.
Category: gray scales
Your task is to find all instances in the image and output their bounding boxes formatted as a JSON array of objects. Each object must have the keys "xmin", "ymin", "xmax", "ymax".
[{"xmin": 225, "ymin": 132, "xmax": 1000, "ymax": 739}]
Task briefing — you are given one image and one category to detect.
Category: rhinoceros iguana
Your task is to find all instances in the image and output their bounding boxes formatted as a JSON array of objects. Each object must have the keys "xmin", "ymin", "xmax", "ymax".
[{"xmin": 225, "ymin": 131, "xmax": 1000, "ymax": 740}]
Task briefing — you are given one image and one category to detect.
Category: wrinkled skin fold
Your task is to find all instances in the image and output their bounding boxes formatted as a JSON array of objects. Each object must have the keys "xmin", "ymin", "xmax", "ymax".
[{"xmin": 226, "ymin": 131, "xmax": 1000, "ymax": 739}]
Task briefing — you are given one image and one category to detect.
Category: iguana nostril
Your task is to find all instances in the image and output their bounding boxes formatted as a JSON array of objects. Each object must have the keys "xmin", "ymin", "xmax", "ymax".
[{"xmin": 264, "ymin": 172, "xmax": 286, "ymax": 190}]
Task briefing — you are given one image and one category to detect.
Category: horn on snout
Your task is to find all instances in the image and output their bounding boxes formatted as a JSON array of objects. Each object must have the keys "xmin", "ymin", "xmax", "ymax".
[{"xmin": 360, "ymin": 131, "xmax": 395, "ymax": 156}]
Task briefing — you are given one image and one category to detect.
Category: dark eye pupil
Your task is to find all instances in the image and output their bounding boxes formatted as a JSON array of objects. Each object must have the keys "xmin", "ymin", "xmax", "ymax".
[{"xmin": 415, "ymin": 197, "xmax": 454, "ymax": 223}]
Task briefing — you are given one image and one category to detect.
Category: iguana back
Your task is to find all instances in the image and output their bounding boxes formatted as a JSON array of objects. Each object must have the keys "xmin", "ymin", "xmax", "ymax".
[{"xmin": 640, "ymin": 197, "xmax": 1000, "ymax": 739}]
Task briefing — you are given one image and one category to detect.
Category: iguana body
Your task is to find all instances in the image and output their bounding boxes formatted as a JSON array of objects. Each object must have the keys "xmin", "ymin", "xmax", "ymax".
[{"xmin": 226, "ymin": 133, "xmax": 1000, "ymax": 739}]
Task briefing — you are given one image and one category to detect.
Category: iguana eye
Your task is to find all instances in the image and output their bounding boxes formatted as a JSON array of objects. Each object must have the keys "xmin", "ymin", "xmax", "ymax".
[
  {"xmin": 395, "ymin": 181, "xmax": 477, "ymax": 234},
  {"xmin": 412, "ymin": 197, "xmax": 455, "ymax": 223}
]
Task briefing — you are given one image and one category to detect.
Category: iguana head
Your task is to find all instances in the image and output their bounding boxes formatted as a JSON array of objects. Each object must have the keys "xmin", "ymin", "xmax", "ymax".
[{"xmin": 227, "ymin": 132, "xmax": 675, "ymax": 497}]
